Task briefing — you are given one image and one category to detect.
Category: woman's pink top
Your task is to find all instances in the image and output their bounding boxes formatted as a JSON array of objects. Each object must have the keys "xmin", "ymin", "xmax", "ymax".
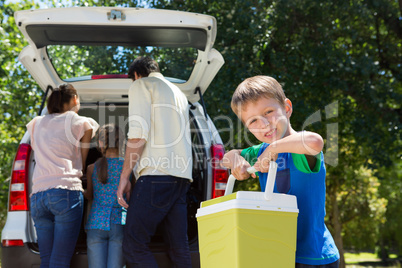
[{"xmin": 27, "ymin": 111, "xmax": 99, "ymax": 195}]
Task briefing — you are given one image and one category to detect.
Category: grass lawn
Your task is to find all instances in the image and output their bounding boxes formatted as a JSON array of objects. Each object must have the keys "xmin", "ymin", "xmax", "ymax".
[{"xmin": 345, "ymin": 252, "xmax": 401, "ymax": 267}]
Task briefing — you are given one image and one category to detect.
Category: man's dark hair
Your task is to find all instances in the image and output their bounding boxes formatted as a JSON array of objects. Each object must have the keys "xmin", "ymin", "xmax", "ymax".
[{"xmin": 128, "ymin": 56, "xmax": 160, "ymax": 80}]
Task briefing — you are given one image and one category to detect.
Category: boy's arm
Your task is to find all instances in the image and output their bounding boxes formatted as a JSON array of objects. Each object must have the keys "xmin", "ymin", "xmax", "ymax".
[
  {"xmin": 268, "ymin": 131, "xmax": 323, "ymax": 155},
  {"xmin": 222, "ymin": 149, "xmax": 257, "ymax": 180},
  {"xmin": 255, "ymin": 131, "xmax": 323, "ymax": 173}
]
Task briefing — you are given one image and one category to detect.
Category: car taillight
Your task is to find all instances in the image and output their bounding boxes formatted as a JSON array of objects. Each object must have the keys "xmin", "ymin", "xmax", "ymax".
[
  {"xmin": 211, "ymin": 144, "xmax": 229, "ymax": 199},
  {"xmin": 2, "ymin": 239, "xmax": 24, "ymax": 247},
  {"xmin": 9, "ymin": 143, "xmax": 32, "ymax": 211}
]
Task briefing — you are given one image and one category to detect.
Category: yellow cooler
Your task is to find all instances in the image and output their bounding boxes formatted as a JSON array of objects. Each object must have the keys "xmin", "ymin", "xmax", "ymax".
[{"xmin": 196, "ymin": 162, "xmax": 298, "ymax": 268}]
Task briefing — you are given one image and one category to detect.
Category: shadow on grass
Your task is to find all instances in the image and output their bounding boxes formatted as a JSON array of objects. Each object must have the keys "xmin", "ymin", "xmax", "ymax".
[{"xmin": 347, "ymin": 259, "xmax": 402, "ymax": 267}]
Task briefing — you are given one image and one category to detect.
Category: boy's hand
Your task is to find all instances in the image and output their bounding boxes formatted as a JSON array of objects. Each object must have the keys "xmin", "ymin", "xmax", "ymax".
[
  {"xmin": 223, "ymin": 149, "xmax": 256, "ymax": 180},
  {"xmin": 254, "ymin": 150, "xmax": 278, "ymax": 173},
  {"xmin": 232, "ymin": 164, "xmax": 257, "ymax": 180},
  {"xmin": 232, "ymin": 156, "xmax": 257, "ymax": 181}
]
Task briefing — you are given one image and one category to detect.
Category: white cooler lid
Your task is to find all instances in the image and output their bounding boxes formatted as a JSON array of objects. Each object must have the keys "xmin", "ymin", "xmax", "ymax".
[{"xmin": 196, "ymin": 191, "xmax": 298, "ymax": 218}]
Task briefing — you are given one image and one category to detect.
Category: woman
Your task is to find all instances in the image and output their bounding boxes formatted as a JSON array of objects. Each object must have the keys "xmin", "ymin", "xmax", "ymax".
[{"xmin": 27, "ymin": 84, "xmax": 99, "ymax": 268}]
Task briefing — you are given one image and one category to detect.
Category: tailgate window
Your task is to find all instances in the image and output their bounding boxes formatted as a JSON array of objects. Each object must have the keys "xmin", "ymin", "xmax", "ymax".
[{"xmin": 46, "ymin": 45, "xmax": 197, "ymax": 82}]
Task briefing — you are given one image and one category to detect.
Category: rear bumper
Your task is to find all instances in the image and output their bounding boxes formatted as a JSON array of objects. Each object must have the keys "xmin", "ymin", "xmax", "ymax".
[
  {"xmin": 1, "ymin": 243, "xmax": 88, "ymax": 268},
  {"xmin": 1, "ymin": 243, "xmax": 41, "ymax": 268}
]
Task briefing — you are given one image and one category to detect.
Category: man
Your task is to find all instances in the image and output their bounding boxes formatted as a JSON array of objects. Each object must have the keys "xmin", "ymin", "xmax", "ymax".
[{"xmin": 117, "ymin": 56, "xmax": 193, "ymax": 267}]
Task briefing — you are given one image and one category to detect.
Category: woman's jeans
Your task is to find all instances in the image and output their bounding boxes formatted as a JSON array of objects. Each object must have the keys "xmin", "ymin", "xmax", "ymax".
[
  {"xmin": 87, "ymin": 224, "xmax": 125, "ymax": 268},
  {"xmin": 123, "ymin": 175, "xmax": 191, "ymax": 268},
  {"xmin": 31, "ymin": 189, "xmax": 83, "ymax": 268}
]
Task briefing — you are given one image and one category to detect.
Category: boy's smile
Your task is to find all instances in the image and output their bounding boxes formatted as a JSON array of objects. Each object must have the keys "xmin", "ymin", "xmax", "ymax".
[
  {"xmin": 265, "ymin": 128, "xmax": 277, "ymax": 139},
  {"xmin": 240, "ymin": 97, "xmax": 292, "ymax": 144}
]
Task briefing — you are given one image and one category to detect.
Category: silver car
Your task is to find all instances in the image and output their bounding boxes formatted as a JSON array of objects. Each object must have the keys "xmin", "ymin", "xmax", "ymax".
[{"xmin": 1, "ymin": 7, "xmax": 229, "ymax": 268}]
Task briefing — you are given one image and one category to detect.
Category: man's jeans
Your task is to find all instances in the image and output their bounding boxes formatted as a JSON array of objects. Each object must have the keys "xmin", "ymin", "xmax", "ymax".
[
  {"xmin": 87, "ymin": 224, "xmax": 125, "ymax": 268},
  {"xmin": 31, "ymin": 188, "xmax": 83, "ymax": 268},
  {"xmin": 123, "ymin": 175, "xmax": 191, "ymax": 268}
]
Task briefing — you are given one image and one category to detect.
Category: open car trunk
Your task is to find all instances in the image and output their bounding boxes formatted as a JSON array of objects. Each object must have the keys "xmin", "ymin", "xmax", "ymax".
[{"xmin": 32, "ymin": 103, "xmax": 208, "ymax": 266}]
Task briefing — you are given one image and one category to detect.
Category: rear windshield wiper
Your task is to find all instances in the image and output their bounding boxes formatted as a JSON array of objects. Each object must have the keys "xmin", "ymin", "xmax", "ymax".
[
  {"xmin": 194, "ymin": 87, "xmax": 208, "ymax": 121},
  {"xmin": 38, "ymin": 85, "xmax": 52, "ymax": 115}
]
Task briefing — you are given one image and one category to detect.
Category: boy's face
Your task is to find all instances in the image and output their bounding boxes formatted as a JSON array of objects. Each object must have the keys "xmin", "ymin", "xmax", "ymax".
[{"xmin": 240, "ymin": 97, "xmax": 292, "ymax": 144}]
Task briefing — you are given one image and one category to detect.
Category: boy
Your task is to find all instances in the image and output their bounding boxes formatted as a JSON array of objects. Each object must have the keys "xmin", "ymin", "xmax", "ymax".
[{"xmin": 223, "ymin": 75, "xmax": 340, "ymax": 267}]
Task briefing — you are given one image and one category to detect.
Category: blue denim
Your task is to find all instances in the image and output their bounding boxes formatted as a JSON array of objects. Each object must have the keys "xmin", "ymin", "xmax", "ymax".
[
  {"xmin": 123, "ymin": 175, "xmax": 191, "ymax": 268},
  {"xmin": 30, "ymin": 188, "xmax": 83, "ymax": 268},
  {"xmin": 296, "ymin": 259, "xmax": 340, "ymax": 268},
  {"xmin": 87, "ymin": 223, "xmax": 125, "ymax": 268}
]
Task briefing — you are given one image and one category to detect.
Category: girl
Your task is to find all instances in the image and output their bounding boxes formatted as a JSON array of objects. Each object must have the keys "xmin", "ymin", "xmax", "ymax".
[
  {"xmin": 27, "ymin": 83, "xmax": 99, "ymax": 268},
  {"xmin": 85, "ymin": 124, "xmax": 126, "ymax": 268}
]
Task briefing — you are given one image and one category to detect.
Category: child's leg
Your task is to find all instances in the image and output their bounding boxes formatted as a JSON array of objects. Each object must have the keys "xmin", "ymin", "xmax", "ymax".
[
  {"xmin": 107, "ymin": 223, "xmax": 125, "ymax": 268},
  {"xmin": 87, "ymin": 229, "xmax": 109, "ymax": 268}
]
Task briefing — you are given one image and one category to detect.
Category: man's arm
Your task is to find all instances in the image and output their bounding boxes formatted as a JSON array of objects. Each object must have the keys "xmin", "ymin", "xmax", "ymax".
[{"xmin": 117, "ymin": 138, "xmax": 146, "ymax": 208}]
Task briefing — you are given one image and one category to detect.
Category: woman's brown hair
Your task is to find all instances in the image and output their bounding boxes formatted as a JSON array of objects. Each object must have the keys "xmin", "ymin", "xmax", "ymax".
[{"xmin": 47, "ymin": 84, "xmax": 78, "ymax": 114}]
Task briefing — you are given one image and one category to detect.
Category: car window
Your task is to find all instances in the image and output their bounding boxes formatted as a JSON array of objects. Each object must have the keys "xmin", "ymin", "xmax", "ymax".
[{"xmin": 46, "ymin": 45, "xmax": 197, "ymax": 82}]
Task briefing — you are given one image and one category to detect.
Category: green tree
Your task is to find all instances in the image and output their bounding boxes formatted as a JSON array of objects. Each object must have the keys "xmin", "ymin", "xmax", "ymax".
[
  {"xmin": 151, "ymin": 1, "xmax": 401, "ymax": 266},
  {"xmin": 377, "ymin": 162, "xmax": 402, "ymax": 258},
  {"xmin": 0, "ymin": 0, "xmax": 42, "ymax": 225}
]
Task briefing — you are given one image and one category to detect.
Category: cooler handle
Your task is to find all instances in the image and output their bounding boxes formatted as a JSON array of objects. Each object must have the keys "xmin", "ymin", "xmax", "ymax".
[
  {"xmin": 264, "ymin": 161, "xmax": 277, "ymax": 201},
  {"xmin": 224, "ymin": 161, "xmax": 277, "ymax": 201},
  {"xmin": 225, "ymin": 167, "xmax": 257, "ymax": 196}
]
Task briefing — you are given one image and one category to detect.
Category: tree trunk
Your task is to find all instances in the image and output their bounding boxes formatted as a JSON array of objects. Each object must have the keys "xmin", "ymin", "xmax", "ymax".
[{"xmin": 329, "ymin": 188, "xmax": 346, "ymax": 268}]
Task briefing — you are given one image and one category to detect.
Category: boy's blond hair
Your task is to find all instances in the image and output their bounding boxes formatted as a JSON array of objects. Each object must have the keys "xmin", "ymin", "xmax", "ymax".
[{"xmin": 231, "ymin": 75, "xmax": 287, "ymax": 115}]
